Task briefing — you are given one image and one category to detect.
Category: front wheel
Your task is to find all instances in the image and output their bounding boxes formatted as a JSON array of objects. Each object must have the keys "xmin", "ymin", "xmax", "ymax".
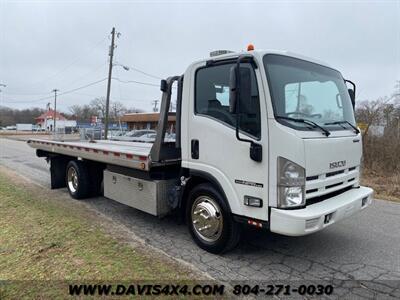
[{"xmin": 186, "ymin": 183, "xmax": 241, "ymax": 254}]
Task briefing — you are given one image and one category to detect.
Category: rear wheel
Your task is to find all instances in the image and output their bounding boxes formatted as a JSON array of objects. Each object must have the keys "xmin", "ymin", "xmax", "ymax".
[
  {"xmin": 66, "ymin": 160, "xmax": 91, "ymax": 199},
  {"xmin": 186, "ymin": 183, "xmax": 241, "ymax": 254}
]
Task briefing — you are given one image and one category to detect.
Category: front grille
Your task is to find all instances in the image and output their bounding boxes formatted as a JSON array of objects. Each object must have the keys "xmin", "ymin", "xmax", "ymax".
[
  {"xmin": 326, "ymin": 182, "xmax": 344, "ymax": 189},
  {"xmin": 306, "ymin": 186, "xmax": 353, "ymax": 206},
  {"xmin": 326, "ymin": 170, "xmax": 345, "ymax": 177},
  {"xmin": 305, "ymin": 166, "xmax": 359, "ymax": 200}
]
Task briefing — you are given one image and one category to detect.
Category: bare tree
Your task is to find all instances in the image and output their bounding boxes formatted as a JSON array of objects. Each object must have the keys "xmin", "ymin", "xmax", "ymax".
[
  {"xmin": 69, "ymin": 104, "xmax": 97, "ymax": 122},
  {"xmin": 356, "ymin": 98, "xmax": 387, "ymax": 137},
  {"xmin": 0, "ymin": 106, "xmax": 45, "ymax": 126},
  {"xmin": 89, "ymin": 97, "xmax": 107, "ymax": 119},
  {"xmin": 110, "ymin": 101, "xmax": 127, "ymax": 121}
]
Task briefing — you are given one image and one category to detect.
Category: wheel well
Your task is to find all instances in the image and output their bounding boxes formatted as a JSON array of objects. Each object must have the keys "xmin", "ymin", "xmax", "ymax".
[{"xmin": 179, "ymin": 172, "xmax": 230, "ymax": 222}]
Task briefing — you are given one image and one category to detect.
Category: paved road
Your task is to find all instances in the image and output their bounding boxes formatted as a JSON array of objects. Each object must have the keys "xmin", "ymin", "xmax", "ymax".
[{"xmin": 1, "ymin": 138, "xmax": 399, "ymax": 298}]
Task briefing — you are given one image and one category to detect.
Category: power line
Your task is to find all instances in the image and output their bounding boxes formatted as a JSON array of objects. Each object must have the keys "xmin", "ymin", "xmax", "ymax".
[
  {"xmin": 58, "ymin": 78, "xmax": 108, "ymax": 97},
  {"xmin": 112, "ymin": 77, "xmax": 160, "ymax": 87},
  {"xmin": 2, "ymin": 78, "xmax": 108, "ymax": 104},
  {"xmin": 2, "ymin": 91, "xmax": 52, "ymax": 96},
  {"xmin": 124, "ymin": 65, "xmax": 163, "ymax": 80},
  {"xmin": 2, "ymin": 94, "xmax": 54, "ymax": 104},
  {"xmin": 1, "ymin": 76, "xmax": 162, "ymax": 105},
  {"xmin": 28, "ymin": 36, "xmax": 108, "ymax": 88},
  {"xmin": 3, "ymin": 62, "xmax": 107, "ymax": 97},
  {"xmin": 58, "ymin": 62, "xmax": 108, "ymax": 90}
]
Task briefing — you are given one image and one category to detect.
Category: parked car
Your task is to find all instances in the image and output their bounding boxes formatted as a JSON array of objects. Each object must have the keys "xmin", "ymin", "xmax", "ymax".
[
  {"xmin": 132, "ymin": 132, "xmax": 176, "ymax": 143},
  {"xmin": 132, "ymin": 133, "xmax": 157, "ymax": 143},
  {"xmin": 111, "ymin": 130, "xmax": 156, "ymax": 142},
  {"xmin": 165, "ymin": 133, "xmax": 176, "ymax": 142},
  {"xmin": 108, "ymin": 130, "xmax": 126, "ymax": 140}
]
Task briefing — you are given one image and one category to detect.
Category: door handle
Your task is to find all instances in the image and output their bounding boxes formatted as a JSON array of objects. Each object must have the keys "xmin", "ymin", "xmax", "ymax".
[{"xmin": 191, "ymin": 139, "xmax": 199, "ymax": 159}]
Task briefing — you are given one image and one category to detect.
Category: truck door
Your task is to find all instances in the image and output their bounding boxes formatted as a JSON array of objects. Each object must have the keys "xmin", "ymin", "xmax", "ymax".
[{"xmin": 185, "ymin": 61, "xmax": 269, "ymax": 221}]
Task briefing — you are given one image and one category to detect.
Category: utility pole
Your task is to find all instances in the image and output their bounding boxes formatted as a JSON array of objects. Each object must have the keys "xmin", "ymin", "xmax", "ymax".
[
  {"xmin": 0, "ymin": 84, "xmax": 6, "ymax": 110},
  {"xmin": 152, "ymin": 100, "xmax": 159, "ymax": 112},
  {"xmin": 104, "ymin": 27, "xmax": 116, "ymax": 139},
  {"xmin": 52, "ymin": 89, "xmax": 59, "ymax": 132}
]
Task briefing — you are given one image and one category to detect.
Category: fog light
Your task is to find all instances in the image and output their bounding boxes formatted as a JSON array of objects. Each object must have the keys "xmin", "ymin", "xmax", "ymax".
[
  {"xmin": 244, "ymin": 196, "xmax": 263, "ymax": 207},
  {"xmin": 362, "ymin": 196, "xmax": 368, "ymax": 206},
  {"xmin": 306, "ymin": 217, "xmax": 320, "ymax": 229}
]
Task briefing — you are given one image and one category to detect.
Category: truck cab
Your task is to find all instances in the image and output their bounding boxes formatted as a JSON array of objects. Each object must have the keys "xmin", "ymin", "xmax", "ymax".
[
  {"xmin": 28, "ymin": 47, "xmax": 374, "ymax": 254},
  {"xmin": 174, "ymin": 48, "xmax": 373, "ymax": 252}
]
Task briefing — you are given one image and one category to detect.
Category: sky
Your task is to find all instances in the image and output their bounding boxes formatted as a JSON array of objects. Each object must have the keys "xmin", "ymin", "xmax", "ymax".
[{"xmin": 0, "ymin": 0, "xmax": 399, "ymax": 113}]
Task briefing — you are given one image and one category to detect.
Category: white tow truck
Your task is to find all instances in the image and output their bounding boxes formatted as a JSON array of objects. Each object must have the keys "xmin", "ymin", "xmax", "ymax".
[{"xmin": 28, "ymin": 47, "xmax": 373, "ymax": 253}]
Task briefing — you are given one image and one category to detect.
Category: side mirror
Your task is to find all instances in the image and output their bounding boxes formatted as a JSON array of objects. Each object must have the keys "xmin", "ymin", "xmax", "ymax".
[
  {"xmin": 250, "ymin": 142, "xmax": 262, "ymax": 162},
  {"xmin": 160, "ymin": 79, "xmax": 167, "ymax": 92},
  {"xmin": 229, "ymin": 66, "xmax": 252, "ymax": 114},
  {"xmin": 348, "ymin": 88, "xmax": 355, "ymax": 110},
  {"xmin": 229, "ymin": 61, "xmax": 262, "ymax": 162},
  {"xmin": 345, "ymin": 79, "xmax": 356, "ymax": 110}
]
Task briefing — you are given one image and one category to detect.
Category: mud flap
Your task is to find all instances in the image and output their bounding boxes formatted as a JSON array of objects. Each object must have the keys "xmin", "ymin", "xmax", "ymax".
[{"xmin": 50, "ymin": 157, "xmax": 68, "ymax": 189}]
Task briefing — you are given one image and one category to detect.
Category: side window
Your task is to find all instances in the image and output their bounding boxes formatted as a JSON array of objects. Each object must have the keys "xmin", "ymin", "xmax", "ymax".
[{"xmin": 195, "ymin": 63, "xmax": 261, "ymax": 138}]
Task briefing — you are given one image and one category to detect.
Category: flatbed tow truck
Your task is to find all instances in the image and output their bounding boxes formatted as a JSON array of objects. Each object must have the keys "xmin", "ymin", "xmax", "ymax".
[{"xmin": 29, "ymin": 47, "xmax": 373, "ymax": 253}]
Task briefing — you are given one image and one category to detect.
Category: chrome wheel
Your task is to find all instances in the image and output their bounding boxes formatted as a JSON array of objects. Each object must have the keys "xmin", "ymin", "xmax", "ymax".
[
  {"xmin": 191, "ymin": 196, "xmax": 223, "ymax": 243},
  {"xmin": 67, "ymin": 167, "xmax": 78, "ymax": 193}
]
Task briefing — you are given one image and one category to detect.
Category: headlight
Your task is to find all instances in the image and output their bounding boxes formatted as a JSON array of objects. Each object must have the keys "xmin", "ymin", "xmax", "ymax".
[{"xmin": 277, "ymin": 157, "xmax": 305, "ymax": 208}]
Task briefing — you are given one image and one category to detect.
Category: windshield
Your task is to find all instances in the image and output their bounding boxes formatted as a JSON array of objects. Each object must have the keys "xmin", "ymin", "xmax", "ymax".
[{"xmin": 263, "ymin": 54, "xmax": 355, "ymax": 131}]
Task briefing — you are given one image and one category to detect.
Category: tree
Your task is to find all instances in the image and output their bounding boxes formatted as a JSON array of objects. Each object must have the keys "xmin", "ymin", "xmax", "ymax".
[
  {"xmin": 356, "ymin": 98, "xmax": 387, "ymax": 137},
  {"xmin": 69, "ymin": 98, "xmax": 143, "ymax": 123},
  {"xmin": 89, "ymin": 97, "xmax": 107, "ymax": 119},
  {"xmin": 0, "ymin": 106, "xmax": 45, "ymax": 126},
  {"xmin": 110, "ymin": 101, "xmax": 127, "ymax": 121},
  {"xmin": 69, "ymin": 104, "xmax": 97, "ymax": 123}
]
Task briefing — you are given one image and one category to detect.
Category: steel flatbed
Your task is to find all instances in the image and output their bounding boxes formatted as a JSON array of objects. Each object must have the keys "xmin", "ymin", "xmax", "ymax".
[{"xmin": 28, "ymin": 138, "xmax": 159, "ymax": 171}]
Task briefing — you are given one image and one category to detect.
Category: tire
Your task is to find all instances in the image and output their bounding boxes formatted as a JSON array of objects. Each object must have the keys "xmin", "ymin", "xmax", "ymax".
[
  {"xmin": 66, "ymin": 160, "xmax": 91, "ymax": 199},
  {"xmin": 186, "ymin": 183, "xmax": 241, "ymax": 254}
]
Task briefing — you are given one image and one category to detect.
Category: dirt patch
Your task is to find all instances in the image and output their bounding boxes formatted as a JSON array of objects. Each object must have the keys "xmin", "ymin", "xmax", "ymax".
[{"xmin": 361, "ymin": 170, "xmax": 400, "ymax": 203}]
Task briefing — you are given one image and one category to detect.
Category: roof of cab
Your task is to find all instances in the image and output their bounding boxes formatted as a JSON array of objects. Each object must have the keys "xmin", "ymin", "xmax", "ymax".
[{"xmin": 189, "ymin": 49, "xmax": 333, "ymax": 70}]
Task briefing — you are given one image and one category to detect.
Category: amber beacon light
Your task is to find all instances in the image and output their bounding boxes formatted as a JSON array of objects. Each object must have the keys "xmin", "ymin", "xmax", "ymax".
[{"xmin": 247, "ymin": 44, "xmax": 255, "ymax": 51}]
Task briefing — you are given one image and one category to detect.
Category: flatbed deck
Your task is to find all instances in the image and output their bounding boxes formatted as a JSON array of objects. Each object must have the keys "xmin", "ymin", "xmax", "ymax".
[{"xmin": 28, "ymin": 138, "xmax": 159, "ymax": 171}]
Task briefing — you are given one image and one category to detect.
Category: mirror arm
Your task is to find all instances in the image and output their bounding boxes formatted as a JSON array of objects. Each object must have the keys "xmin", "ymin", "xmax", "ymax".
[
  {"xmin": 345, "ymin": 79, "xmax": 356, "ymax": 96},
  {"xmin": 235, "ymin": 55, "xmax": 253, "ymax": 145}
]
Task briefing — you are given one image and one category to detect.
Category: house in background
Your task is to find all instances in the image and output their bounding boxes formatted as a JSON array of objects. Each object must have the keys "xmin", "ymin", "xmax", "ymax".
[
  {"xmin": 35, "ymin": 109, "xmax": 77, "ymax": 132},
  {"xmin": 121, "ymin": 112, "xmax": 176, "ymax": 132}
]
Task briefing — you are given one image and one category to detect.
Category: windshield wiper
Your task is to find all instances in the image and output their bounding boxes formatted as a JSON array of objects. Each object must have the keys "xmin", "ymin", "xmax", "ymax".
[
  {"xmin": 324, "ymin": 120, "xmax": 360, "ymax": 134},
  {"xmin": 275, "ymin": 116, "xmax": 331, "ymax": 137}
]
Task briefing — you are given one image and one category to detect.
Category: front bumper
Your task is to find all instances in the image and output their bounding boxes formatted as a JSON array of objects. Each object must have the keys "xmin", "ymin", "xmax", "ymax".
[{"xmin": 270, "ymin": 186, "xmax": 373, "ymax": 236}]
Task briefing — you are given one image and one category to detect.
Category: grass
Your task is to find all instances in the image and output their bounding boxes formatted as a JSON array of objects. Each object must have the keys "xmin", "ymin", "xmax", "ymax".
[
  {"xmin": 361, "ymin": 170, "xmax": 400, "ymax": 203},
  {"xmin": 0, "ymin": 171, "xmax": 199, "ymax": 299}
]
